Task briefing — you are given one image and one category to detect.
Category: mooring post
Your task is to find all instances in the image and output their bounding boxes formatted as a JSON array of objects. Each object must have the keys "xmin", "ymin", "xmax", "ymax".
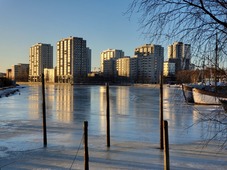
[
  {"xmin": 84, "ymin": 121, "xmax": 89, "ymax": 170},
  {"xmin": 164, "ymin": 120, "xmax": 170, "ymax": 170},
  {"xmin": 106, "ymin": 82, "xmax": 110, "ymax": 147},
  {"xmin": 160, "ymin": 72, "xmax": 164, "ymax": 149},
  {"xmin": 42, "ymin": 73, "xmax": 47, "ymax": 147}
]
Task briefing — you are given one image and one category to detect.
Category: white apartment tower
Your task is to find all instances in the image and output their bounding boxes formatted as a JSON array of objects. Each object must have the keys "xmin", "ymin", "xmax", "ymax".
[
  {"xmin": 100, "ymin": 49, "xmax": 124, "ymax": 72},
  {"xmin": 133, "ymin": 44, "xmax": 164, "ymax": 84},
  {"xmin": 56, "ymin": 36, "xmax": 90, "ymax": 83},
  {"xmin": 29, "ymin": 43, "xmax": 53, "ymax": 82}
]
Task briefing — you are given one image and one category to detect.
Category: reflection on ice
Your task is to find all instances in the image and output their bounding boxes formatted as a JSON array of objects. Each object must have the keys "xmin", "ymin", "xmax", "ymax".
[{"xmin": 0, "ymin": 84, "xmax": 226, "ymax": 149}]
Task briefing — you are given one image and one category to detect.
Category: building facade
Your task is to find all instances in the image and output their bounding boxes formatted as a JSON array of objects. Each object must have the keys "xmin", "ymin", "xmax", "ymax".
[
  {"xmin": 87, "ymin": 47, "xmax": 92, "ymax": 73},
  {"xmin": 12, "ymin": 63, "xmax": 29, "ymax": 82},
  {"xmin": 163, "ymin": 61, "xmax": 175, "ymax": 77},
  {"xmin": 103, "ymin": 58, "xmax": 116, "ymax": 78},
  {"xmin": 168, "ymin": 42, "xmax": 191, "ymax": 72},
  {"xmin": 100, "ymin": 49, "xmax": 124, "ymax": 72},
  {"xmin": 133, "ymin": 44, "xmax": 164, "ymax": 84},
  {"xmin": 56, "ymin": 36, "xmax": 90, "ymax": 83},
  {"xmin": 130, "ymin": 56, "xmax": 138, "ymax": 83},
  {"xmin": 116, "ymin": 57, "xmax": 130, "ymax": 78},
  {"xmin": 29, "ymin": 43, "xmax": 53, "ymax": 82}
]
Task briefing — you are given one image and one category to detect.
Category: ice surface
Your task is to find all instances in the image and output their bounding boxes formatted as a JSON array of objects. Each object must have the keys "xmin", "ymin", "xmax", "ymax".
[{"xmin": 0, "ymin": 84, "xmax": 226, "ymax": 169}]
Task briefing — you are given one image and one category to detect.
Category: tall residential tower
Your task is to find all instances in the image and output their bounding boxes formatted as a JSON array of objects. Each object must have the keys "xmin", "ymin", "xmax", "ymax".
[
  {"xmin": 56, "ymin": 36, "xmax": 90, "ymax": 83},
  {"xmin": 29, "ymin": 43, "xmax": 53, "ymax": 82},
  {"xmin": 132, "ymin": 44, "xmax": 164, "ymax": 83}
]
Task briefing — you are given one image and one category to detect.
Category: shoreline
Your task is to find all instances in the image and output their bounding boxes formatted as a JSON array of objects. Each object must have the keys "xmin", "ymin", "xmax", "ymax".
[{"xmin": 16, "ymin": 81, "xmax": 167, "ymax": 88}]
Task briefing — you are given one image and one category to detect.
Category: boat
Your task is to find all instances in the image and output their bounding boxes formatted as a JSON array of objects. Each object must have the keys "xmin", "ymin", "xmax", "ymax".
[
  {"xmin": 191, "ymin": 33, "xmax": 227, "ymax": 105},
  {"xmin": 192, "ymin": 86, "xmax": 227, "ymax": 105},
  {"xmin": 182, "ymin": 83, "xmax": 205, "ymax": 103},
  {"xmin": 219, "ymin": 99, "xmax": 227, "ymax": 112}
]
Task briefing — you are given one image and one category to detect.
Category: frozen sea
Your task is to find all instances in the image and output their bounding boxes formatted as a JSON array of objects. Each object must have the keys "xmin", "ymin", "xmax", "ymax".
[{"xmin": 0, "ymin": 84, "xmax": 226, "ymax": 169}]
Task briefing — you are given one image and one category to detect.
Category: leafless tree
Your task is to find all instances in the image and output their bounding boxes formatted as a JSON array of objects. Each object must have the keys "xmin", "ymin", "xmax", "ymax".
[
  {"xmin": 127, "ymin": 0, "xmax": 227, "ymax": 148},
  {"xmin": 127, "ymin": 0, "xmax": 227, "ymax": 65}
]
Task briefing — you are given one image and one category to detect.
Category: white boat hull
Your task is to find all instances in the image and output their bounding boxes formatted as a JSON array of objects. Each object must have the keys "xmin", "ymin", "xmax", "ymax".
[
  {"xmin": 193, "ymin": 88, "xmax": 227, "ymax": 105},
  {"xmin": 182, "ymin": 84, "xmax": 206, "ymax": 103}
]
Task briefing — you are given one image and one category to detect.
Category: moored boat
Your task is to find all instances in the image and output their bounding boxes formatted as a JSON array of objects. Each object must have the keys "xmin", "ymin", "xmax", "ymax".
[
  {"xmin": 182, "ymin": 83, "xmax": 205, "ymax": 103},
  {"xmin": 192, "ymin": 86, "xmax": 227, "ymax": 105}
]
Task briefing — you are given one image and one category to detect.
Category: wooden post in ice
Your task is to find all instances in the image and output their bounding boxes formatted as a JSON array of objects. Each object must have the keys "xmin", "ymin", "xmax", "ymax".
[
  {"xmin": 159, "ymin": 72, "xmax": 164, "ymax": 149},
  {"xmin": 42, "ymin": 73, "xmax": 47, "ymax": 147},
  {"xmin": 164, "ymin": 120, "xmax": 170, "ymax": 170},
  {"xmin": 84, "ymin": 121, "xmax": 89, "ymax": 170},
  {"xmin": 106, "ymin": 83, "xmax": 110, "ymax": 147}
]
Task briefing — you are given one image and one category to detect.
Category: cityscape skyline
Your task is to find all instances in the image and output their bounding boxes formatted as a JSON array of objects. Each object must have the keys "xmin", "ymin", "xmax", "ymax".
[
  {"xmin": 0, "ymin": 0, "xmax": 154, "ymax": 73},
  {"xmin": 7, "ymin": 39, "xmax": 181, "ymax": 84},
  {"xmin": 27, "ymin": 40, "xmax": 167, "ymax": 84}
]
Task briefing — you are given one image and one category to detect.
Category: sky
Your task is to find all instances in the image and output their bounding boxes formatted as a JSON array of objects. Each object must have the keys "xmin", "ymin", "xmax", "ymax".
[{"xmin": 0, "ymin": 0, "xmax": 165, "ymax": 72}]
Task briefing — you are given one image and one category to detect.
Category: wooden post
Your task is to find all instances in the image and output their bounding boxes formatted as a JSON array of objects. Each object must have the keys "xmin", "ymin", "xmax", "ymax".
[
  {"xmin": 42, "ymin": 73, "xmax": 47, "ymax": 147},
  {"xmin": 164, "ymin": 120, "xmax": 170, "ymax": 170},
  {"xmin": 106, "ymin": 83, "xmax": 110, "ymax": 147},
  {"xmin": 84, "ymin": 121, "xmax": 89, "ymax": 170},
  {"xmin": 160, "ymin": 72, "xmax": 164, "ymax": 149}
]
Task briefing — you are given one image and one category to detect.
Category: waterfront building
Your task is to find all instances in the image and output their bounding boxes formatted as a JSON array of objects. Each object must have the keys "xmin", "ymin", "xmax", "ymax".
[
  {"xmin": 12, "ymin": 63, "xmax": 29, "ymax": 82},
  {"xmin": 163, "ymin": 61, "xmax": 175, "ymax": 76},
  {"xmin": 116, "ymin": 56, "xmax": 130, "ymax": 77},
  {"xmin": 56, "ymin": 36, "xmax": 90, "ymax": 83},
  {"xmin": 133, "ymin": 44, "xmax": 164, "ymax": 84},
  {"xmin": 29, "ymin": 43, "xmax": 53, "ymax": 82},
  {"xmin": 100, "ymin": 49, "xmax": 124, "ymax": 72},
  {"xmin": 130, "ymin": 56, "xmax": 138, "ymax": 83},
  {"xmin": 168, "ymin": 42, "xmax": 191, "ymax": 72},
  {"xmin": 103, "ymin": 58, "xmax": 116, "ymax": 78}
]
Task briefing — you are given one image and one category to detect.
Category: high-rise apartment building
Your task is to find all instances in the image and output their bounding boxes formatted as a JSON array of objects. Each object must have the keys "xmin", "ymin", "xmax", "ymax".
[
  {"xmin": 168, "ymin": 42, "xmax": 191, "ymax": 72},
  {"xmin": 29, "ymin": 43, "xmax": 53, "ymax": 82},
  {"xmin": 100, "ymin": 49, "xmax": 124, "ymax": 72},
  {"xmin": 132, "ymin": 44, "xmax": 164, "ymax": 84},
  {"xmin": 56, "ymin": 36, "xmax": 90, "ymax": 83}
]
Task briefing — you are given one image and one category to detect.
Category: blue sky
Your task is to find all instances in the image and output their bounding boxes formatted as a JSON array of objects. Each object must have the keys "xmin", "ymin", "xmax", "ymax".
[{"xmin": 0, "ymin": 0, "xmax": 163, "ymax": 72}]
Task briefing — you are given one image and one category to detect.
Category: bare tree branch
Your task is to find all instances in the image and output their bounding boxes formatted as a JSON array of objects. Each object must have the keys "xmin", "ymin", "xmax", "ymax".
[
  {"xmin": 126, "ymin": 0, "xmax": 227, "ymax": 149},
  {"xmin": 126, "ymin": 0, "xmax": 227, "ymax": 62}
]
